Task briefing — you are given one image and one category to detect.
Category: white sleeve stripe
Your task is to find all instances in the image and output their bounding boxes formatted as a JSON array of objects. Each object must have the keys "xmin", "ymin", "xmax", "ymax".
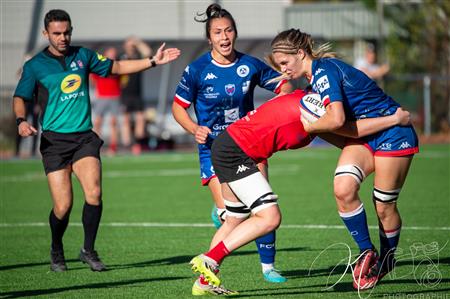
[
  {"xmin": 174, "ymin": 94, "xmax": 191, "ymax": 105},
  {"xmin": 263, "ymin": 79, "xmax": 282, "ymax": 90}
]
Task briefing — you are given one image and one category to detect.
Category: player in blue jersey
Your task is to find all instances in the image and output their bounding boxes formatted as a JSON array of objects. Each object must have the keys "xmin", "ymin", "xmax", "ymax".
[
  {"xmin": 269, "ymin": 29, "xmax": 419, "ymax": 290},
  {"xmin": 13, "ymin": 9, "xmax": 180, "ymax": 272},
  {"xmin": 172, "ymin": 3, "xmax": 292, "ymax": 295}
]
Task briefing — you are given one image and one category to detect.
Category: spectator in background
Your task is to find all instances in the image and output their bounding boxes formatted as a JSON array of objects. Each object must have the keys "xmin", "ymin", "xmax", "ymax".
[
  {"xmin": 120, "ymin": 37, "xmax": 153, "ymax": 155},
  {"xmin": 354, "ymin": 43, "xmax": 390, "ymax": 80},
  {"xmin": 92, "ymin": 46, "xmax": 121, "ymax": 155}
]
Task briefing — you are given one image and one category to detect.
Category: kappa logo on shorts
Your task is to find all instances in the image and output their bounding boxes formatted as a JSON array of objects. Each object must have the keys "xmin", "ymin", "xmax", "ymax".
[
  {"xmin": 236, "ymin": 164, "xmax": 249, "ymax": 174},
  {"xmin": 399, "ymin": 141, "xmax": 411, "ymax": 149}
]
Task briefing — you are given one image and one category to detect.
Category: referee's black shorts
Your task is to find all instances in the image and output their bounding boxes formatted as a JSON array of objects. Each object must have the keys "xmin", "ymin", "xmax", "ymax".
[
  {"xmin": 211, "ymin": 131, "xmax": 259, "ymax": 184},
  {"xmin": 40, "ymin": 130, "xmax": 104, "ymax": 175}
]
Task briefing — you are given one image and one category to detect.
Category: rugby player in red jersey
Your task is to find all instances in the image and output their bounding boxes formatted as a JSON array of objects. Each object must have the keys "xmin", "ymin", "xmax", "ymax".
[{"xmin": 189, "ymin": 89, "xmax": 411, "ymax": 291}]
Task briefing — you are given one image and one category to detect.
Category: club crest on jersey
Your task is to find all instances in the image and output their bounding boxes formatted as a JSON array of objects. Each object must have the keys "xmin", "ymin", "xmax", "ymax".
[
  {"xmin": 237, "ymin": 65, "xmax": 250, "ymax": 77},
  {"xmin": 60, "ymin": 74, "xmax": 82, "ymax": 94},
  {"xmin": 77, "ymin": 60, "xmax": 84, "ymax": 69},
  {"xmin": 225, "ymin": 84, "xmax": 235, "ymax": 96}
]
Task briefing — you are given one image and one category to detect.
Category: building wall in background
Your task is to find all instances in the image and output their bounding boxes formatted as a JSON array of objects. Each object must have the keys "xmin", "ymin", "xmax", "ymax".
[{"xmin": 1, "ymin": 0, "xmax": 291, "ymax": 88}]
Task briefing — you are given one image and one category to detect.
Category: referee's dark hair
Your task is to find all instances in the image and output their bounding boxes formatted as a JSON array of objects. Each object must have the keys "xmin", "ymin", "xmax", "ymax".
[
  {"xmin": 44, "ymin": 9, "xmax": 71, "ymax": 30},
  {"xmin": 195, "ymin": 3, "xmax": 238, "ymax": 39}
]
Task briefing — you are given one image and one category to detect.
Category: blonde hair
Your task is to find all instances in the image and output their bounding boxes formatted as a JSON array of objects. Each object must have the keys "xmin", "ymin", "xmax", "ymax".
[{"xmin": 266, "ymin": 29, "xmax": 337, "ymax": 83}]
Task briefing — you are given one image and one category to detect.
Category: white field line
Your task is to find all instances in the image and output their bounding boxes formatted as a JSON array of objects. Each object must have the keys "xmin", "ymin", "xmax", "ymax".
[
  {"xmin": 0, "ymin": 165, "xmax": 300, "ymax": 182},
  {"xmin": 0, "ymin": 222, "xmax": 448, "ymax": 231}
]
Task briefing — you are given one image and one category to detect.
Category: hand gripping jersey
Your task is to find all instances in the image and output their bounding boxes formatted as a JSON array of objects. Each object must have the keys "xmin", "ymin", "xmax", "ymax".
[
  {"xmin": 227, "ymin": 90, "xmax": 314, "ymax": 163},
  {"xmin": 14, "ymin": 47, "xmax": 113, "ymax": 133},
  {"xmin": 174, "ymin": 51, "xmax": 287, "ymax": 143}
]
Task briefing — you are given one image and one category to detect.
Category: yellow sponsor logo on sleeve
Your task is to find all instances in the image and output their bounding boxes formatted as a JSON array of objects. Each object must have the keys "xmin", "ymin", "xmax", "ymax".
[
  {"xmin": 60, "ymin": 74, "xmax": 82, "ymax": 94},
  {"xmin": 97, "ymin": 53, "xmax": 107, "ymax": 62}
]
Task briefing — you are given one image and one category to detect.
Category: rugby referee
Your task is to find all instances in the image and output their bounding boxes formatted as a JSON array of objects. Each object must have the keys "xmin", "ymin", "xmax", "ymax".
[{"xmin": 13, "ymin": 9, "xmax": 180, "ymax": 272}]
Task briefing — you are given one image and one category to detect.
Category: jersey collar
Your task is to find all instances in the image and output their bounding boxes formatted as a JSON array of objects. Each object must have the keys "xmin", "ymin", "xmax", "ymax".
[{"xmin": 209, "ymin": 51, "xmax": 238, "ymax": 68}]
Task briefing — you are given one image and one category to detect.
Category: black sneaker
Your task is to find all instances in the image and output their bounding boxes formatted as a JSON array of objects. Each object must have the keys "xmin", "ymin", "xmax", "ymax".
[
  {"xmin": 50, "ymin": 250, "xmax": 67, "ymax": 272},
  {"xmin": 79, "ymin": 248, "xmax": 106, "ymax": 272}
]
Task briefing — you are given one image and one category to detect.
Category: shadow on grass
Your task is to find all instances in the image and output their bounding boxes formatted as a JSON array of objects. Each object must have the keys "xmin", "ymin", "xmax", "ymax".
[
  {"xmin": 230, "ymin": 278, "xmax": 450, "ymax": 297},
  {"xmin": 104, "ymin": 246, "xmax": 309, "ymax": 270},
  {"xmin": 0, "ymin": 258, "xmax": 79, "ymax": 271},
  {"xmin": 0, "ymin": 276, "xmax": 185, "ymax": 299}
]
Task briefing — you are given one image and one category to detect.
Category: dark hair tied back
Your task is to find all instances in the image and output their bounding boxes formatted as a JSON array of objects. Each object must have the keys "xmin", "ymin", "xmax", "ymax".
[{"xmin": 195, "ymin": 3, "xmax": 237, "ymax": 39}]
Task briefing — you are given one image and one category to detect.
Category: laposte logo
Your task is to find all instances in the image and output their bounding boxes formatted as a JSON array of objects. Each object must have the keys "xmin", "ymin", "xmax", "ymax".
[{"xmin": 60, "ymin": 74, "xmax": 81, "ymax": 94}]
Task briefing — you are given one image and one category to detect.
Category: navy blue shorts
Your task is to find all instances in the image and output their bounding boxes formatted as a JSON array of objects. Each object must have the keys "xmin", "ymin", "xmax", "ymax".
[{"xmin": 362, "ymin": 125, "xmax": 419, "ymax": 156}]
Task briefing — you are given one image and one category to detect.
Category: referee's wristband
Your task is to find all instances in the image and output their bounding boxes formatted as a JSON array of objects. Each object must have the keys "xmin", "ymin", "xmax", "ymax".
[
  {"xmin": 16, "ymin": 117, "xmax": 26, "ymax": 126},
  {"xmin": 149, "ymin": 56, "xmax": 157, "ymax": 68}
]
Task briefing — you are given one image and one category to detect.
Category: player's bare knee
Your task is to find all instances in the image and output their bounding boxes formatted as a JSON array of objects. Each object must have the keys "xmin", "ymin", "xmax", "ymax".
[
  {"xmin": 85, "ymin": 186, "xmax": 102, "ymax": 203},
  {"xmin": 255, "ymin": 205, "xmax": 281, "ymax": 231},
  {"xmin": 374, "ymin": 202, "xmax": 398, "ymax": 221},
  {"xmin": 53, "ymin": 203, "xmax": 72, "ymax": 218},
  {"xmin": 334, "ymin": 164, "xmax": 365, "ymax": 203},
  {"xmin": 266, "ymin": 210, "xmax": 282, "ymax": 231},
  {"xmin": 223, "ymin": 215, "xmax": 245, "ymax": 229},
  {"xmin": 333, "ymin": 180, "xmax": 357, "ymax": 204}
]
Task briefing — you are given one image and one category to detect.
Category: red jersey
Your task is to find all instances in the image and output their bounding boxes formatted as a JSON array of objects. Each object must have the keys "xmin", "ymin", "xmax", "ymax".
[
  {"xmin": 91, "ymin": 74, "xmax": 121, "ymax": 99},
  {"xmin": 227, "ymin": 90, "xmax": 314, "ymax": 163}
]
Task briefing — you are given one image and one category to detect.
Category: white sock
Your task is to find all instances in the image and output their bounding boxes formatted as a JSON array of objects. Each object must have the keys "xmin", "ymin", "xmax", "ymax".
[{"xmin": 261, "ymin": 263, "xmax": 274, "ymax": 273}]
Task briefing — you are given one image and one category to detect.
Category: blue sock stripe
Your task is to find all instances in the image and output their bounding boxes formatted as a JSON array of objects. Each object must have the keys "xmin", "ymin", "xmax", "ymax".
[{"xmin": 338, "ymin": 203, "xmax": 364, "ymax": 218}]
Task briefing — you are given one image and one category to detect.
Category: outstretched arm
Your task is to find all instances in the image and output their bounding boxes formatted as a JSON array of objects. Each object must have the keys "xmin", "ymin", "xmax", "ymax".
[{"xmin": 111, "ymin": 43, "xmax": 180, "ymax": 75}]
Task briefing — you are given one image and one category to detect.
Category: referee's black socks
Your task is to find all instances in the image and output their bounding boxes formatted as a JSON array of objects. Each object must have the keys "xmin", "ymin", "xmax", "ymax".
[
  {"xmin": 49, "ymin": 210, "xmax": 70, "ymax": 252},
  {"xmin": 82, "ymin": 201, "xmax": 103, "ymax": 252}
]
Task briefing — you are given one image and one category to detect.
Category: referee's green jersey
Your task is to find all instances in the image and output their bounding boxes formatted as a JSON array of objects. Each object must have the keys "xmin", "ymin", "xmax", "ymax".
[{"xmin": 14, "ymin": 46, "xmax": 113, "ymax": 133}]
